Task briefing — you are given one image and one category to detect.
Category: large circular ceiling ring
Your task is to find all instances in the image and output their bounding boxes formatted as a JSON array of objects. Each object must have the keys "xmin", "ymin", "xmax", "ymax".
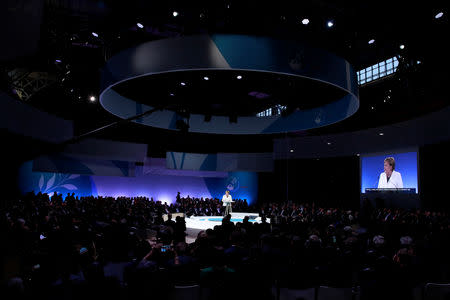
[{"xmin": 100, "ymin": 34, "xmax": 359, "ymax": 134}]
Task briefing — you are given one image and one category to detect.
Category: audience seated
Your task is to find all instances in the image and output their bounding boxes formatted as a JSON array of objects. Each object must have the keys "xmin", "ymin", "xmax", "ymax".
[{"xmin": 0, "ymin": 191, "xmax": 448, "ymax": 300}]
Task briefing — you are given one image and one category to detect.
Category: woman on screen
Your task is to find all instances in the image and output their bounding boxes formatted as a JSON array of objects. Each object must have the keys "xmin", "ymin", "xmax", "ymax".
[{"xmin": 378, "ymin": 157, "xmax": 404, "ymax": 189}]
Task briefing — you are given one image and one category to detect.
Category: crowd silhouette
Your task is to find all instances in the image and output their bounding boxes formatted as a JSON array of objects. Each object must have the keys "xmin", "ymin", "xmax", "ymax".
[{"xmin": 1, "ymin": 191, "xmax": 449, "ymax": 300}]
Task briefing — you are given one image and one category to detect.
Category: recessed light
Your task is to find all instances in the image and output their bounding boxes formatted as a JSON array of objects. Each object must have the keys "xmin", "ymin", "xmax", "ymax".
[
  {"xmin": 236, "ymin": 75, "xmax": 242, "ymax": 79},
  {"xmin": 357, "ymin": 154, "xmax": 360, "ymax": 156},
  {"xmin": 368, "ymin": 39, "xmax": 375, "ymax": 44},
  {"xmin": 435, "ymin": 12, "xmax": 444, "ymax": 19},
  {"xmin": 173, "ymin": 11, "xmax": 179, "ymax": 17},
  {"xmin": 379, "ymin": 133, "xmax": 384, "ymax": 136},
  {"xmin": 89, "ymin": 96, "xmax": 96, "ymax": 102},
  {"xmin": 302, "ymin": 18, "xmax": 310, "ymax": 25},
  {"xmin": 327, "ymin": 142, "xmax": 331, "ymax": 145},
  {"xmin": 327, "ymin": 20, "xmax": 334, "ymax": 28},
  {"xmin": 290, "ymin": 149, "xmax": 294, "ymax": 153},
  {"xmin": 92, "ymin": 32, "xmax": 98, "ymax": 37},
  {"xmin": 203, "ymin": 76, "xmax": 209, "ymax": 80},
  {"xmin": 137, "ymin": 23, "xmax": 144, "ymax": 28},
  {"xmin": 400, "ymin": 44, "xmax": 405, "ymax": 50},
  {"xmin": 180, "ymin": 82, "xmax": 186, "ymax": 86}
]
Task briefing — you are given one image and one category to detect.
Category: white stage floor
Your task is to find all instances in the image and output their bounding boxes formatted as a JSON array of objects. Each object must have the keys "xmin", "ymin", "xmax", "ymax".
[{"xmin": 184, "ymin": 212, "xmax": 268, "ymax": 243}]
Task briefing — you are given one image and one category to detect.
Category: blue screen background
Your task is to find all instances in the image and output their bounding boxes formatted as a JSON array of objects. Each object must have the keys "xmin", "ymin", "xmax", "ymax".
[{"xmin": 361, "ymin": 151, "xmax": 418, "ymax": 193}]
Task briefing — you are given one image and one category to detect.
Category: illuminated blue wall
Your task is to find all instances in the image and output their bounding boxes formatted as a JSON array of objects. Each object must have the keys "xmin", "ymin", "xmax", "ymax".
[
  {"xmin": 361, "ymin": 151, "xmax": 418, "ymax": 193},
  {"xmin": 204, "ymin": 171, "xmax": 258, "ymax": 204},
  {"xmin": 18, "ymin": 161, "xmax": 258, "ymax": 205}
]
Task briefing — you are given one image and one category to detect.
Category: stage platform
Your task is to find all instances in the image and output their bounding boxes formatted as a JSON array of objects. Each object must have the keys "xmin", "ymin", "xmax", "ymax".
[{"xmin": 185, "ymin": 212, "xmax": 268, "ymax": 243}]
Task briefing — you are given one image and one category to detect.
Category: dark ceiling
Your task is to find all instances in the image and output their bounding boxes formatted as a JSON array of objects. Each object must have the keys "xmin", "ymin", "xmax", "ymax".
[
  {"xmin": 1, "ymin": 0, "xmax": 449, "ymax": 156},
  {"xmin": 111, "ymin": 70, "xmax": 348, "ymax": 117}
]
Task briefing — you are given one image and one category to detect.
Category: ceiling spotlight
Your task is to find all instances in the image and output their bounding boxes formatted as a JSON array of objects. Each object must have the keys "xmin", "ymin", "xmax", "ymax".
[
  {"xmin": 302, "ymin": 18, "xmax": 310, "ymax": 25},
  {"xmin": 371, "ymin": 106, "xmax": 375, "ymax": 110},
  {"xmin": 417, "ymin": 60, "xmax": 421, "ymax": 64},
  {"xmin": 55, "ymin": 59, "xmax": 61, "ymax": 63},
  {"xmin": 169, "ymin": 93, "xmax": 175, "ymax": 96},
  {"xmin": 236, "ymin": 75, "xmax": 242, "ymax": 79},
  {"xmin": 357, "ymin": 154, "xmax": 360, "ymax": 156},
  {"xmin": 435, "ymin": 12, "xmax": 444, "ymax": 19},
  {"xmin": 137, "ymin": 22, "xmax": 144, "ymax": 28},
  {"xmin": 368, "ymin": 39, "xmax": 375, "ymax": 44},
  {"xmin": 91, "ymin": 32, "xmax": 99, "ymax": 37},
  {"xmin": 203, "ymin": 76, "xmax": 209, "ymax": 80},
  {"xmin": 173, "ymin": 11, "xmax": 179, "ymax": 17},
  {"xmin": 70, "ymin": 88, "xmax": 74, "ymax": 92},
  {"xmin": 379, "ymin": 132, "xmax": 384, "ymax": 136},
  {"xmin": 78, "ymin": 96, "xmax": 81, "ymax": 99},
  {"xmin": 180, "ymin": 82, "xmax": 186, "ymax": 86},
  {"xmin": 290, "ymin": 149, "xmax": 294, "ymax": 153},
  {"xmin": 400, "ymin": 44, "xmax": 405, "ymax": 50},
  {"xmin": 327, "ymin": 20, "xmax": 334, "ymax": 28},
  {"xmin": 89, "ymin": 96, "xmax": 96, "ymax": 102}
]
